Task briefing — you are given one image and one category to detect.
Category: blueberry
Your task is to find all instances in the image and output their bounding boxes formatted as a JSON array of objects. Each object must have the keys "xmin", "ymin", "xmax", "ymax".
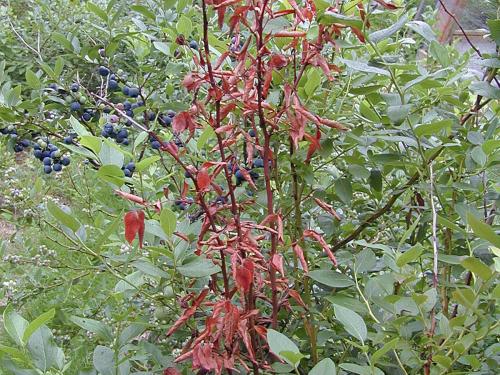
[
  {"xmin": 235, "ymin": 170, "xmax": 243, "ymax": 179},
  {"xmin": 128, "ymin": 87, "xmax": 139, "ymax": 97},
  {"xmin": 48, "ymin": 83, "xmax": 58, "ymax": 90},
  {"xmin": 70, "ymin": 83, "xmax": 79, "ymax": 92},
  {"xmin": 63, "ymin": 136, "xmax": 73, "ymax": 144},
  {"xmin": 101, "ymin": 130, "xmax": 110, "ymax": 137},
  {"xmin": 167, "ymin": 110, "xmax": 176, "ymax": 118},
  {"xmin": 42, "ymin": 150, "xmax": 51, "ymax": 158},
  {"xmin": 43, "ymin": 157, "xmax": 52, "ymax": 165},
  {"xmin": 189, "ymin": 40, "xmax": 199, "ymax": 50},
  {"xmin": 126, "ymin": 162, "xmax": 135, "ymax": 172},
  {"xmin": 108, "ymin": 80, "xmax": 118, "ymax": 90},
  {"xmin": 14, "ymin": 144, "xmax": 24, "ymax": 152},
  {"xmin": 104, "ymin": 124, "xmax": 113, "ymax": 131},
  {"xmin": 123, "ymin": 101, "xmax": 132, "ymax": 110},
  {"xmin": 116, "ymin": 137, "xmax": 124, "ymax": 144},
  {"xmin": 125, "ymin": 110, "xmax": 134, "ymax": 117},
  {"xmin": 109, "ymin": 74, "xmax": 116, "ymax": 80},
  {"xmin": 110, "ymin": 115, "xmax": 119, "ymax": 123},
  {"xmin": 34, "ymin": 149, "xmax": 43, "ymax": 159},
  {"xmin": 131, "ymin": 103, "xmax": 139, "ymax": 110},
  {"xmin": 61, "ymin": 157, "xmax": 70, "ymax": 166},
  {"xmin": 103, "ymin": 106, "xmax": 112, "ymax": 113},
  {"xmin": 253, "ymin": 158, "xmax": 264, "ymax": 168},
  {"xmin": 53, "ymin": 163, "xmax": 62, "ymax": 172},
  {"xmin": 43, "ymin": 165, "xmax": 52, "ymax": 174},
  {"xmin": 184, "ymin": 170, "xmax": 192, "ymax": 178},
  {"xmin": 70, "ymin": 102, "xmax": 81, "ymax": 111},
  {"xmin": 160, "ymin": 115, "xmax": 172, "ymax": 126},
  {"xmin": 136, "ymin": 101, "xmax": 145, "ymax": 107},
  {"xmin": 215, "ymin": 196, "xmax": 227, "ymax": 204},
  {"xmin": 50, "ymin": 150, "xmax": 61, "ymax": 158},
  {"xmin": 122, "ymin": 139, "xmax": 129, "ymax": 146},
  {"xmin": 47, "ymin": 144, "xmax": 58, "ymax": 151},
  {"xmin": 151, "ymin": 140, "xmax": 161, "ymax": 149},
  {"xmin": 33, "ymin": 143, "xmax": 41, "ymax": 150},
  {"xmin": 148, "ymin": 111, "xmax": 156, "ymax": 121},
  {"xmin": 98, "ymin": 66, "xmax": 110, "ymax": 76},
  {"xmin": 20, "ymin": 139, "xmax": 30, "ymax": 147},
  {"xmin": 249, "ymin": 170, "xmax": 259, "ymax": 181},
  {"xmin": 117, "ymin": 129, "xmax": 128, "ymax": 138},
  {"xmin": 122, "ymin": 86, "xmax": 130, "ymax": 96},
  {"xmin": 82, "ymin": 112, "xmax": 92, "ymax": 121},
  {"xmin": 124, "ymin": 168, "xmax": 132, "ymax": 177},
  {"xmin": 249, "ymin": 129, "xmax": 256, "ymax": 137}
]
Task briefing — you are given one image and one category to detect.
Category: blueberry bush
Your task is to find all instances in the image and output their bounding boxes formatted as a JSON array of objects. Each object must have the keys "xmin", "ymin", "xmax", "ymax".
[{"xmin": 0, "ymin": 1, "xmax": 499, "ymax": 374}]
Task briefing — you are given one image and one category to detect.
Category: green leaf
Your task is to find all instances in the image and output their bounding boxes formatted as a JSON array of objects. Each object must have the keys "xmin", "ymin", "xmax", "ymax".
[
  {"xmin": 487, "ymin": 19, "xmax": 500, "ymax": 46},
  {"xmin": 153, "ymin": 41, "xmax": 170, "ymax": 56},
  {"xmin": 177, "ymin": 257, "xmax": 221, "ymax": 278},
  {"xmin": 176, "ymin": 15, "xmax": 192, "ymax": 36},
  {"xmin": 470, "ymin": 81, "xmax": 500, "ymax": 99},
  {"xmin": 304, "ymin": 68, "xmax": 322, "ymax": 97},
  {"xmin": 372, "ymin": 338, "xmax": 399, "ymax": 363},
  {"xmin": 407, "ymin": 21, "xmax": 437, "ymax": 42},
  {"xmin": 23, "ymin": 309, "xmax": 55, "ymax": 344},
  {"xmin": 160, "ymin": 207, "xmax": 176, "ymax": 237},
  {"xmin": 467, "ymin": 213, "xmax": 500, "ymax": 248},
  {"xmin": 267, "ymin": 329, "xmax": 302, "ymax": 366},
  {"xmin": 308, "ymin": 270, "xmax": 355, "ymax": 288},
  {"xmin": 471, "ymin": 146, "xmax": 487, "ymax": 166},
  {"xmin": 309, "ymin": 358, "xmax": 336, "ymax": 375},
  {"xmin": 133, "ymin": 259, "xmax": 168, "ymax": 278},
  {"xmin": 396, "ymin": 244, "xmax": 424, "ymax": 267},
  {"xmin": 70, "ymin": 316, "xmax": 113, "ymax": 341},
  {"xmin": 318, "ymin": 12, "xmax": 363, "ymax": 29},
  {"xmin": 3, "ymin": 305, "xmax": 28, "ymax": 346},
  {"xmin": 339, "ymin": 58, "xmax": 390, "ymax": 76},
  {"xmin": 25, "ymin": 69, "xmax": 41, "ymax": 89},
  {"xmin": 136, "ymin": 155, "xmax": 160, "ymax": 172},
  {"xmin": 69, "ymin": 116, "xmax": 91, "ymax": 137},
  {"xmin": 51, "ymin": 32, "xmax": 73, "ymax": 51},
  {"xmin": 47, "ymin": 201, "xmax": 80, "ymax": 232},
  {"xmin": 54, "ymin": 57, "xmax": 65, "ymax": 77},
  {"xmin": 97, "ymin": 165, "xmax": 125, "ymax": 186},
  {"xmin": 368, "ymin": 169, "xmax": 382, "ymax": 192},
  {"xmin": 79, "ymin": 135, "xmax": 102, "ymax": 155},
  {"xmin": 86, "ymin": 2, "xmax": 108, "ymax": 23},
  {"xmin": 95, "ymin": 215, "xmax": 122, "ymax": 249},
  {"xmin": 334, "ymin": 178, "xmax": 352, "ymax": 204},
  {"xmin": 27, "ymin": 325, "xmax": 63, "ymax": 371},
  {"xmin": 93, "ymin": 346, "xmax": 114, "ymax": 375},
  {"xmin": 355, "ymin": 248, "xmax": 376, "ymax": 273},
  {"xmin": 197, "ymin": 126, "xmax": 216, "ymax": 150},
  {"xmin": 118, "ymin": 324, "xmax": 146, "ymax": 346},
  {"xmin": 334, "ymin": 304, "xmax": 367, "ymax": 343},
  {"xmin": 370, "ymin": 14, "xmax": 408, "ymax": 43},
  {"xmin": 99, "ymin": 141, "xmax": 124, "ymax": 167},
  {"xmin": 131, "ymin": 5, "xmax": 156, "ymax": 20},
  {"xmin": 387, "ymin": 104, "xmax": 411, "ymax": 125},
  {"xmin": 415, "ymin": 119, "xmax": 452, "ymax": 137},
  {"xmin": 461, "ymin": 257, "xmax": 493, "ymax": 280},
  {"xmin": 339, "ymin": 363, "xmax": 384, "ymax": 375}
]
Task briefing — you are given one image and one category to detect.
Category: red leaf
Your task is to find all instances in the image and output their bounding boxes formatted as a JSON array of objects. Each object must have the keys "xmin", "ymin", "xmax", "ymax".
[
  {"xmin": 273, "ymin": 30, "xmax": 307, "ymax": 38},
  {"xmin": 374, "ymin": 0, "xmax": 399, "ymax": 10},
  {"xmin": 303, "ymin": 230, "xmax": 337, "ymax": 266},
  {"xmin": 197, "ymin": 167, "xmax": 211, "ymax": 192},
  {"xmin": 313, "ymin": 197, "xmax": 341, "ymax": 220},
  {"xmin": 351, "ymin": 26, "xmax": 366, "ymax": 43},
  {"xmin": 288, "ymin": 289, "xmax": 307, "ymax": 308},
  {"xmin": 305, "ymin": 129, "xmax": 321, "ymax": 162},
  {"xmin": 292, "ymin": 243, "xmax": 309, "ymax": 272},
  {"xmin": 163, "ymin": 368, "xmax": 181, "ymax": 375},
  {"xmin": 166, "ymin": 289, "xmax": 209, "ymax": 337},
  {"xmin": 173, "ymin": 111, "xmax": 195, "ymax": 134},
  {"xmin": 124, "ymin": 210, "xmax": 145, "ymax": 248},
  {"xmin": 114, "ymin": 190, "xmax": 146, "ymax": 205},
  {"xmin": 220, "ymin": 103, "xmax": 236, "ymax": 120},
  {"xmin": 271, "ymin": 253, "xmax": 285, "ymax": 276},
  {"xmin": 238, "ymin": 168, "xmax": 257, "ymax": 190},
  {"xmin": 269, "ymin": 54, "xmax": 288, "ymax": 69},
  {"xmin": 235, "ymin": 264, "xmax": 253, "ymax": 292}
]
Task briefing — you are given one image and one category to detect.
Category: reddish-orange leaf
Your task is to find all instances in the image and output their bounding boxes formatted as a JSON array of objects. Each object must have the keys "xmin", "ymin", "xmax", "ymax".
[
  {"xmin": 197, "ymin": 167, "xmax": 211, "ymax": 192},
  {"xmin": 303, "ymin": 230, "xmax": 337, "ymax": 266},
  {"xmin": 166, "ymin": 289, "xmax": 209, "ymax": 337},
  {"xmin": 273, "ymin": 30, "xmax": 307, "ymax": 38},
  {"xmin": 271, "ymin": 253, "xmax": 285, "ymax": 276},
  {"xmin": 114, "ymin": 190, "xmax": 146, "ymax": 205},
  {"xmin": 124, "ymin": 210, "xmax": 145, "ymax": 248},
  {"xmin": 288, "ymin": 289, "xmax": 307, "ymax": 308},
  {"xmin": 163, "ymin": 368, "xmax": 181, "ymax": 375},
  {"xmin": 292, "ymin": 243, "xmax": 309, "ymax": 272},
  {"xmin": 173, "ymin": 111, "xmax": 196, "ymax": 134},
  {"xmin": 351, "ymin": 26, "xmax": 366, "ymax": 43},
  {"xmin": 374, "ymin": 0, "xmax": 399, "ymax": 9},
  {"xmin": 235, "ymin": 265, "xmax": 253, "ymax": 292},
  {"xmin": 313, "ymin": 197, "xmax": 342, "ymax": 220}
]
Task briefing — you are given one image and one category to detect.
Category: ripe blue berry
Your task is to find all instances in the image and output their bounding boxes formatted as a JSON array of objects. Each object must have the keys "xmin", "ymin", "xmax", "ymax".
[
  {"xmin": 122, "ymin": 86, "xmax": 130, "ymax": 96},
  {"xmin": 20, "ymin": 139, "xmax": 30, "ymax": 147},
  {"xmin": 126, "ymin": 162, "xmax": 135, "ymax": 172},
  {"xmin": 43, "ymin": 157, "xmax": 52, "ymax": 165},
  {"xmin": 151, "ymin": 140, "xmax": 161, "ymax": 149},
  {"xmin": 61, "ymin": 157, "xmax": 70, "ymax": 166},
  {"xmin": 123, "ymin": 101, "xmax": 132, "ymax": 110},
  {"xmin": 189, "ymin": 40, "xmax": 199, "ymax": 50},
  {"xmin": 34, "ymin": 149, "xmax": 43, "ymax": 159},
  {"xmin": 249, "ymin": 129, "xmax": 256, "ymax": 137},
  {"xmin": 122, "ymin": 139, "xmax": 129, "ymax": 146},
  {"xmin": 43, "ymin": 165, "xmax": 52, "ymax": 174},
  {"xmin": 82, "ymin": 112, "xmax": 92, "ymax": 121},
  {"xmin": 124, "ymin": 168, "xmax": 132, "ymax": 177},
  {"xmin": 117, "ymin": 129, "xmax": 128, "ymax": 139},
  {"xmin": 253, "ymin": 158, "xmax": 264, "ymax": 168},
  {"xmin": 98, "ymin": 66, "xmax": 110, "ymax": 76},
  {"xmin": 70, "ymin": 102, "xmax": 81, "ymax": 111},
  {"xmin": 108, "ymin": 80, "xmax": 118, "ymax": 90},
  {"xmin": 53, "ymin": 163, "xmax": 62, "ymax": 172},
  {"xmin": 128, "ymin": 87, "xmax": 139, "ymax": 98},
  {"xmin": 64, "ymin": 136, "xmax": 74, "ymax": 144},
  {"xmin": 14, "ymin": 144, "xmax": 24, "ymax": 152},
  {"xmin": 70, "ymin": 83, "xmax": 79, "ymax": 92}
]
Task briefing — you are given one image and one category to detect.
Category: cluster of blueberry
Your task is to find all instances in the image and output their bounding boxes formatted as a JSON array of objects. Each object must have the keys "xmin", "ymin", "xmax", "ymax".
[
  {"xmin": 122, "ymin": 161, "xmax": 135, "ymax": 177},
  {"xmin": 227, "ymin": 159, "xmax": 264, "ymax": 186},
  {"xmin": 174, "ymin": 197, "xmax": 194, "ymax": 211},
  {"xmin": 33, "ymin": 139, "xmax": 70, "ymax": 174},
  {"xmin": 229, "ymin": 36, "xmax": 244, "ymax": 53},
  {"xmin": 101, "ymin": 124, "xmax": 130, "ymax": 145}
]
